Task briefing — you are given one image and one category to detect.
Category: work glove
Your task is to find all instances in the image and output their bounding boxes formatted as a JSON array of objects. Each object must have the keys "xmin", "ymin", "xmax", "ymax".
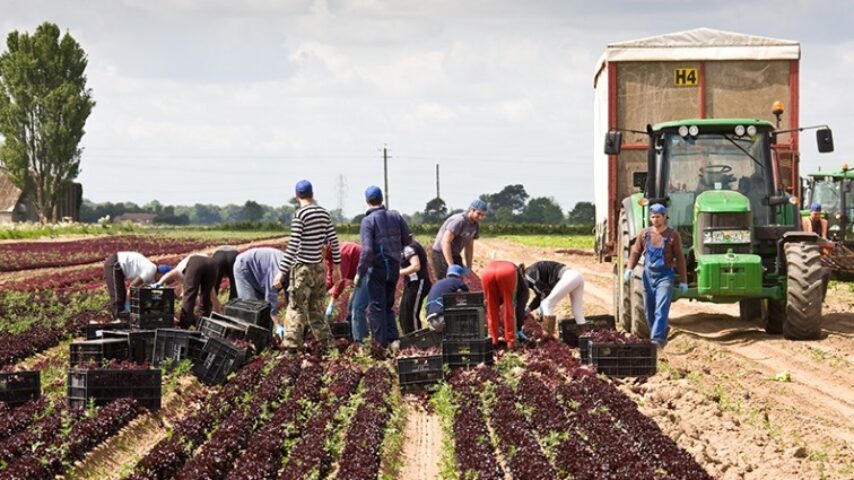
[
  {"xmin": 325, "ymin": 301, "xmax": 334, "ymax": 318},
  {"xmin": 623, "ymin": 270, "xmax": 632, "ymax": 283},
  {"xmin": 354, "ymin": 274, "xmax": 362, "ymax": 288},
  {"xmin": 274, "ymin": 324, "xmax": 285, "ymax": 338},
  {"xmin": 151, "ymin": 282, "xmax": 163, "ymax": 289},
  {"xmin": 537, "ymin": 306, "xmax": 544, "ymax": 318},
  {"xmin": 123, "ymin": 301, "xmax": 130, "ymax": 312},
  {"xmin": 679, "ymin": 283, "xmax": 689, "ymax": 294},
  {"xmin": 524, "ymin": 307, "xmax": 531, "ymax": 316},
  {"xmin": 462, "ymin": 266, "xmax": 472, "ymax": 275},
  {"xmin": 516, "ymin": 329, "xmax": 530, "ymax": 343}
]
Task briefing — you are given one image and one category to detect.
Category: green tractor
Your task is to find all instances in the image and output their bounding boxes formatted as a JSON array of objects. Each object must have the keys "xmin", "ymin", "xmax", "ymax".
[
  {"xmin": 801, "ymin": 165, "xmax": 854, "ymax": 281},
  {"xmin": 606, "ymin": 119, "xmax": 835, "ymax": 340}
]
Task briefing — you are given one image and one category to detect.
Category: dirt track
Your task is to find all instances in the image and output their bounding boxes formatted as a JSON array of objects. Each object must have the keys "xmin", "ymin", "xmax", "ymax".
[{"xmin": 474, "ymin": 238, "xmax": 854, "ymax": 479}]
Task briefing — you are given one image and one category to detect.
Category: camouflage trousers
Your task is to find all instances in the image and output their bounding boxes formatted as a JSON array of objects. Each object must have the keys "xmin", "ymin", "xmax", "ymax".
[{"xmin": 283, "ymin": 262, "xmax": 332, "ymax": 349}]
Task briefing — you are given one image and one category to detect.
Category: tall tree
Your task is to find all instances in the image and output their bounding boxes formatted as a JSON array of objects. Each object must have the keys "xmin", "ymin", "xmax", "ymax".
[
  {"xmin": 567, "ymin": 201, "xmax": 595, "ymax": 225},
  {"xmin": 241, "ymin": 200, "xmax": 264, "ymax": 222},
  {"xmin": 0, "ymin": 22, "xmax": 95, "ymax": 222},
  {"xmin": 422, "ymin": 197, "xmax": 448, "ymax": 223},
  {"xmin": 485, "ymin": 184, "xmax": 529, "ymax": 214},
  {"xmin": 521, "ymin": 196, "xmax": 564, "ymax": 224}
]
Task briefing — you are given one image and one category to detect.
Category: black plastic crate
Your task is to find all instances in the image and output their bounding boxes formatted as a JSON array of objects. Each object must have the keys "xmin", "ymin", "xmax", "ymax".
[
  {"xmin": 443, "ymin": 308, "xmax": 485, "ymax": 340},
  {"xmin": 559, "ymin": 314, "xmax": 617, "ymax": 348},
  {"xmin": 193, "ymin": 337, "xmax": 249, "ymax": 385},
  {"xmin": 579, "ymin": 337, "xmax": 591, "ymax": 364},
  {"xmin": 152, "ymin": 329, "xmax": 205, "ymax": 366},
  {"xmin": 67, "ymin": 368, "xmax": 161, "ymax": 411},
  {"xmin": 589, "ymin": 342, "xmax": 657, "ymax": 377},
  {"xmin": 129, "ymin": 287, "xmax": 175, "ymax": 316},
  {"xmin": 0, "ymin": 371, "xmax": 41, "ymax": 407},
  {"xmin": 70, "ymin": 338, "xmax": 130, "ymax": 367},
  {"xmin": 330, "ymin": 321, "xmax": 352, "ymax": 341},
  {"xmin": 102, "ymin": 330, "xmax": 156, "ymax": 364},
  {"xmin": 84, "ymin": 322, "xmax": 130, "ymax": 340},
  {"xmin": 397, "ymin": 355, "xmax": 443, "ymax": 393},
  {"xmin": 442, "ymin": 338, "xmax": 493, "ymax": 368},
  {"xmin": 199, "ymin": 316, "xmax": 246, "ymax": 341},
  {"xmin": 208, "ymin": 313, "xmax": 270, "ymax": 352},
  {"xmin": 223, "ymin": 298, "xmax": 272, "ymax": 330},
  {"xmin": 129, "ymin": 313, "xmax": 173, "ymax": 330},
  {"xmin": 399, "ymin": 328, "xmax": 442, "ymax": 350},
  {"xmin": 442, "ymin": 292, "xmax": 484, "ymax": 310}
]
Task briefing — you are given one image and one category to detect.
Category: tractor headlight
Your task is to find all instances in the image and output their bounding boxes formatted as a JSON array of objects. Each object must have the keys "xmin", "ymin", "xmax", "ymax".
[
  {"xmin": 746, "ymin": 125, "xmax": 757, "ymax": 136},
  {"xmin": 678, "ymin": 125, "xmax": 689, "ymax": 137},
  {"xmin": 735, "ymin": 125, "xmax": 746, "ymax": 136},
  {"xmin": 688, "ymin": 125, "xmax": 700, "ymax": 137},
  {"xmin": 703, "ymin": 229, "xmax": 752, "ymax": 245}
]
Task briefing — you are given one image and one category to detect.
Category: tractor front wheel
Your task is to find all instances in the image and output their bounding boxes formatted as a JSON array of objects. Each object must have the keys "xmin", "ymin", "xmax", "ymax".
[
  {"xmin": 630, "ymin": 274, "xmax": 650, "ymax": 339},
  {"xmin": 782, "ymin": 242, "xmax": 824, "ymax": 340},
  {"xmin": 617, "ymin": 209, "xmax": 632, "ymax": 332}
]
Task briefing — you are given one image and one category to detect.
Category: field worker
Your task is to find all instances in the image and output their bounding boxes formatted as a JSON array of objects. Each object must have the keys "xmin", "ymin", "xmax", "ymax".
[
  {"xmin": 347, "ymin": 275, "xmax": 370, "ymax": 344},
  {"xmin": 274, "ymin": 180, "xmax": 341, "ymax": 351},
  {"xmin": 482, "ymin": 260, "xmax": 529, "ymax": 348},
  {"xmin": 802, "ymin": 202, "xmax": 828, "ymax": 237},
  {"xmin": 525, "ymin": 260, "xmax": 586, "ymax": 336},
  {"xmin": 398, "ymin": 239, "xmax": 432, "ymax": 335},
  {"xmin": 431, "ymin": 200, "xmax": 487, "ymax": 279},
  {"xmin": 103, "ymin": 252, "xmax": 170, "ymax": 318},
  {"xmin": 156, "ymin": 252, "xmax": 208, "ymax": 293},
  {"xmin": 625, "ymin": 203, "xmax": 688, "ymax": 348},
  {"xmin": 424, "ymin": 264, "xmax": 469, "ymax": 331},
  {"xmin": 354, "ymin": 185, "xmax": 412, "ymax": 349},
  {"xmin": 234, "ymin": 247, "xmax": 287, "ymax": 316},
  {"xmin": 324, "ymin": 240, "xmax": 361, "ymax": 317},
  {"xmin": 178, "ymin": 255, "xmax": 220, "ymax": 329},
  {"xmin": 211, "ymin": 246, "xmax": 239, "ymax": 300}
]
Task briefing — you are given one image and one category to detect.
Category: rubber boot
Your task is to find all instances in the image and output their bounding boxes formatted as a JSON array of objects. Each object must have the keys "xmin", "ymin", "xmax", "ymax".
[{"xmin": 543, "ymin": 315, "xmax": 557, "ymax": 337}]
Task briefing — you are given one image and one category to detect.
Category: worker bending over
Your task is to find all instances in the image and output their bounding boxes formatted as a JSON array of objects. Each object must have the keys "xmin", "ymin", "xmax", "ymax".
[
  {"xmin": 424, "ymin": 264, "xmax": 469, "ymax": 331},
  {"xmin": 482, "ymin": 260, "xmax": 528, "ymax": 348},
  {"xmin": 525, "ymin": 260, "xmax": 585, "ymax": 336}
]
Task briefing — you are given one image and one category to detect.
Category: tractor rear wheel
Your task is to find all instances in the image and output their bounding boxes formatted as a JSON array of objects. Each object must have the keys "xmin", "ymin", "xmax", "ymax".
[
  {"xmin": 617, "ymin": 209, "xmax": 632, "ymax": 332},
  {"xmin": 630, "ymin": 274, "xmax": 650, "ymax": 339},
  {"xmin": 782, "ymin": 242, "xmax": 824, "ymax": 340}
]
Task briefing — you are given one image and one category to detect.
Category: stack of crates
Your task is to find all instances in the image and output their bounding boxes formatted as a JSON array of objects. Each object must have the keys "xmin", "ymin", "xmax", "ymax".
[
  {"xmin": 224, "ymin": 298, "xmax": 272, "ymax": 331},
  {"xmin": 67, "ymin": 368, "xmax": 161, "ymax": 410},
  {"xmin": 0, "ymin": 371, "xmax": 41, "ymax": 407},
  {"xmin": 102, "ymin": 330, "xmax": 157, "ymax": 364},
  {"xmin": 203, "ymin": 312, "xmax": 270, "ymax": 352},
  {"xmin": 129, "ymin": 287, "xmax": 175, "ymax": 330},
  {"xmin": 441, "ymin": 292, "xmax": 493, "ymax": 368}
]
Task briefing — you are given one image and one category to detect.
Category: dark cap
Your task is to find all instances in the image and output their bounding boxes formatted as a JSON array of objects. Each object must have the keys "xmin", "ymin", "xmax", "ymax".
[
  {"xmin": 365, "ymin": 185, "xmax": 383, "ymax": 202},
  {"xmin": 295, "ymin": 179, "xmax": 313, "ymax": 196}
]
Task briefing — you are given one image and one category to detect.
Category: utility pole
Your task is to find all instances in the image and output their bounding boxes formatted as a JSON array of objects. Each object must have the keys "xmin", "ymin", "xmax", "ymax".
[
  {"xmin": 436, "ymin": 163, "xmax": 440, "ymax": 199},
  {"xmin": 383, "ymin": 145, "xmax": 389, "ymax": 209}
]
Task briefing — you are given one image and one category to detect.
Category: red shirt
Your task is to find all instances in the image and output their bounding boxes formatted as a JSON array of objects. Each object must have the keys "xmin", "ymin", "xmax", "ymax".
[{"xmin": 326, "ymin": 242, "xmax": 361, "ymax": 298}]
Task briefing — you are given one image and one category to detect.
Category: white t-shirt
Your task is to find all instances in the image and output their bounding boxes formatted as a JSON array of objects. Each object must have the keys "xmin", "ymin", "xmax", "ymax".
[
  {"xmin": 117, "ymin": 252, "xmax": 157, "ymax": 283},
  {"xmin": 176, "ymin": 253, "xmax": 208, "ymax": 273}
]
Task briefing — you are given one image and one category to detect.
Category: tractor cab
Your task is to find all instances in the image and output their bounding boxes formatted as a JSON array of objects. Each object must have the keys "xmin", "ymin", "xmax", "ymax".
[{"xmin": 802, "ymin": 166, "xmax": 854, "ymax": 244}]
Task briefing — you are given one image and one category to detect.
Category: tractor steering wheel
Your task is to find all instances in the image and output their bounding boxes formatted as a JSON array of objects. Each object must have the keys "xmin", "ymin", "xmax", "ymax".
[{"xmin": 699, "ymin": 164, "xmax": 732, "ymax": 175}]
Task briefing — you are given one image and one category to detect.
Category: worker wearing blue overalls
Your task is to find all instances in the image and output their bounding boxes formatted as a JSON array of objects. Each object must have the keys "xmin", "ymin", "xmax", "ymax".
[
  {"xmin": 354, "ymin": 185, "xmax": 412, "ymax": 349},
  {"xmin": 624, "ymin": 203, "xmax": 688, "ymax": 348}
]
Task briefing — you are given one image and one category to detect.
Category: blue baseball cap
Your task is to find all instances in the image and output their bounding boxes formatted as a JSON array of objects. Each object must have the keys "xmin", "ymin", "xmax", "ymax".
[
  {"xmin": 810, "ymin": 202, "xmax": 822, "ymax": 212},
  {"xmin": 365, "ymin": 185, "xmax": 383, "ymax": 202},
  {"xmin": 295, "ymin": 179, "xmax": 313, "ymax": 196},
  {"xmin": 157, "ymin": 264, "xmax": 171, "ymax": 274},
  {"xmin": 649, "ymin": 203, "xmax": 667, "ymax": 215},
  {"xmin": 447, "ymin": 264, "xmax": 464, "ymax": 277},
  {"xmin": 469, "ymin": 199, "xmax": 488, "ymax": 212}
]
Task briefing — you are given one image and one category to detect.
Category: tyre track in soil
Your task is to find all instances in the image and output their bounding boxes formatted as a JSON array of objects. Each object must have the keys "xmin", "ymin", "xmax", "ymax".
[
  {"xmin": 399, "ymin": 402, "xmax": 443, "ymax": 480},
  {"xmin": 476, "ymin": 238, "xmax": 854, "ymax": 479}
]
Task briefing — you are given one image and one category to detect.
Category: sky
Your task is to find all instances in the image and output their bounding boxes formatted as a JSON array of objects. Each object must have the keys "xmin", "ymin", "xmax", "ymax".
[{"xmin": 2, "ymin": 0, "xmax": 853, "ymax": 217}]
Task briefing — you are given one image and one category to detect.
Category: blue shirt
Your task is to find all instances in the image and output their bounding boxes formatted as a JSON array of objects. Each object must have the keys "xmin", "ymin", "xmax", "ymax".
[
  {"xmin": 234, "ymin": 247, "xmax": 285, "ymax": 311},
  {"xmin": 425, "ymin": 277, "xmax": 469, "ymax": 317}
]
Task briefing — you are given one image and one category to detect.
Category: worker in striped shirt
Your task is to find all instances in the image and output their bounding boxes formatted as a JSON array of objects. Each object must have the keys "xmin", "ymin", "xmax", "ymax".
[{"xmin": 273, "ymin": 180, "xmax": 342, "ymax": 351}]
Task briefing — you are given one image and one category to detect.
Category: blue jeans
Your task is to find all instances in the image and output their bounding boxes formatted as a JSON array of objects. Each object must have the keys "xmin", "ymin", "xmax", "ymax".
[
  {"xmin": 643, "ymin": 268, "xmax": 673, "ymax": 344},
  {"xmin": 367, "ymin": 262, "xmax": 401, "ymax": 347},
  {"xmin": 348, "ymin": 280, "xmax": 370, "ymax": 343}
]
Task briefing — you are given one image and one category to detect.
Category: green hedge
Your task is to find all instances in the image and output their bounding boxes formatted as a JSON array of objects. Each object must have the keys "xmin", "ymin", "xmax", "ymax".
[{"xmin": 214, "ymin": 221, "xmax": 593, "ymax": 236}]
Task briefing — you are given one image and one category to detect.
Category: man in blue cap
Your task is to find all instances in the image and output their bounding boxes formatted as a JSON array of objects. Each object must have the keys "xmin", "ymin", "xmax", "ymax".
[
  {"xmin": 424, "ymin": 264, "xmax": 469, "ymax": 331},
  {"xmin": 274, "ymin": 179, "xmax": 341, "ymax": 350},
  {"xmin": 354, "ymin": 185, "xmax": 412, "ymax": 349},
  {"xmin": 802, "ymin": 202, "xmax": 828, "ymax": 238},
  {"xmin": 624, "ymin": 203, "xmax": 688, "ymax": 348},
  {"xmin": 431, "ymin": 199, "xmax": 487, "ymax": 279}
]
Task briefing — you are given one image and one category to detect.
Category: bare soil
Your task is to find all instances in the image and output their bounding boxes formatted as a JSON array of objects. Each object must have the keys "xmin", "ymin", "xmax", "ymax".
[{"xmin": 399, "ymin": 401, "xmax": 443, "ymax": 480}]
